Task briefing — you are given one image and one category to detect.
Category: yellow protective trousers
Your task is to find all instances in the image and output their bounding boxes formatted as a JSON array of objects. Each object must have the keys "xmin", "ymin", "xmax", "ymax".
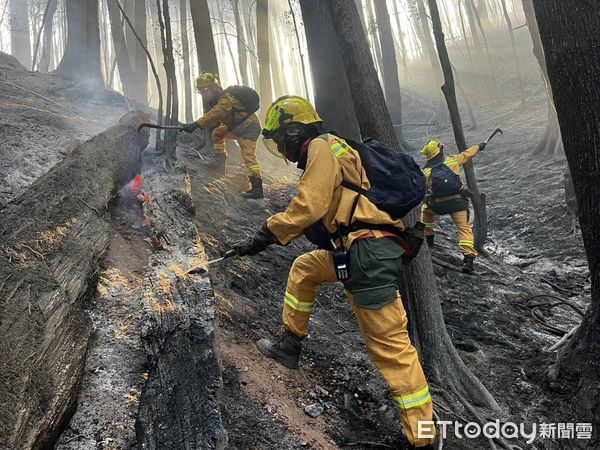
[
  {"xmin": 283, "ymin": 249, "xmax": 435, "ymax": 447},
  {"xmin": 211, "ymin": 124, "xmax": 261, "ymax": 177},
  {"xmin": 422, "ymin": 206, "xmax": 478, "ymax": 257}
]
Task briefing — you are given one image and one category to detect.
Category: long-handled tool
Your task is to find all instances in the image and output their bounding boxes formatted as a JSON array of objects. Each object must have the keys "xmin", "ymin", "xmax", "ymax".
[
  {"xmin": 184, "ymin": 250, "xmax": 238, "ymax": 275},
  {"xmin": 484, "ymin": 128, "xmax": 503, "ymax": 144},
  {"xmin": 137, "ymin": 123, "xmax": 184, "ymax": 133}
]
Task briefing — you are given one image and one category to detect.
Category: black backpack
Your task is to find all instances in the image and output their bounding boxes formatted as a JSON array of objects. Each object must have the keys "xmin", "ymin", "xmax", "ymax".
[
  {"xmin": 342, "ymin": 138, "xmax": 425, "ymax": 220},
  {"xmin": 429, "ymin": 161, "xmax": 462, "ymax": 197},
  {"xmin": 223, "ymin": 85, "xmax": 260, "ymax": 115}
]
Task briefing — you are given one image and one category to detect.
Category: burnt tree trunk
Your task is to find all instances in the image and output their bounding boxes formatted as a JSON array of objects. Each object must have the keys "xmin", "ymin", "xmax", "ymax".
[
  {"xmin": 288, "ymin": 0, "xmax": 309, "ymax": 97},
  {"xmin": 326, "ymin": 0, "xmax": 501, "ymax": 420},
  {"xmin": 468, "ymin": 0, "xmax": 500, "ymax": 103},
  {"xmin": 256, "ymin": 0, "xmax": 272, "ymax": 112},
  {"xmin": 135, "ymin": 164, "xmax": 226, "ymax": 450},
  {"xmin": 189, "ymin": 0, "xmax": 219, "ymax": 112},
  {"xmin": 180, "ymin": 0, "xmax": 193, "ymax": 122},
  {"xmin": 34, "ymin": 0, "xmax": 59, "ymax": 72},
  {"xmin": 0, "ymin": 112, "xmax": 149, "ymax": 450},
  {"xmin": 57, "ymin": 0, "xmax": 103, "ymax": 87},
  {"xmin": 532, "ymin": 0, "xmax": 600, "ymax": 429},
  {"xmin": 130, "ymin": 0, "xmax": 148, "ymax": 104},
  {"xmin": 428, "ymin": 0, "xmax": 488, "ymax": 250},
  {"xmin": 522, "ymin": 0, "xmax": 563, "ymax": 158},
  {"xmin": 299, "ymin": 0, "xmax": 360, "ymax": 141}
]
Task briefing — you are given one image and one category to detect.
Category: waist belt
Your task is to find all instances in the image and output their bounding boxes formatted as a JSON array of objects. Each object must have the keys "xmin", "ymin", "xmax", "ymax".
[
  {"xmin": 433, "ymin": 194, "xmax": 463, "ymax": 203},
  {"xmin": 341, "ymin": 221, "xmax": 403, "ymax": 237}
]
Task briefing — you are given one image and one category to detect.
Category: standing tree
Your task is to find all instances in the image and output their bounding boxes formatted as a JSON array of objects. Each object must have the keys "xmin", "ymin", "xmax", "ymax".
[
  {"xmin": 189, "ymin": 0, "xmax": 219, "ymax": 112},
  {"xmin": 32, "ymin": 0, "xmax": 59, "ymax": 72},
  {"xmin": 500, "ymin": 0, "xmax": 525, "ymax": 108},
  {"xmin": 522, "ymin": 0, "xmax": 563, "ymax": 158},
  {"xmin": 532, "ymin": 0, "xmax": 600, "ymax": 426},
  {"xmin": 232, "ymin": 0, "xmax": 249, "ymax": 86},
  {"xmin": 106, "ymin": 0, "xmax": 137, "ymax": 98},
  {"xmin": 299, "ymin": 0, "xmax": 360, "ymax": 140},
  {"xmin": 372, "ymin": 0, "xmax": 402, "ymax": 126},
  {"xmin": 256, "ymin": 0, "xmax": 272, "ymax": 111},
  {"xmin": 130, "ymin": 0, "xmax": 148, "ymax": 104},
  {"xmin": 9, "ymin": 0, "xmax": 31, "ymax": 67},
  {"xmin": 180, "ymin": 0, "xmax": 193, "ymax": 122},
  {"xmin": 428, "ymin": 0, "xmax": 488, "ymax": 249},
  {"xmin": 57, "ymin": 0, "xmax": 103, "ymax": 87},
  {"xmin": 325, "ymin": 0, "xmax": 503, "ymax": 431}
]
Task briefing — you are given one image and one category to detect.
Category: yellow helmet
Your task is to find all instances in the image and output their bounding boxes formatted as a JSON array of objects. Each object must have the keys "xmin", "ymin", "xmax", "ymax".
[
  {"xmin": 195, "ymin": 72, "xmax": 219, "ymax": 91},
  {"xmin": 262, "ymin": 95, "xmax": 322, "ymax": 137},
  {"xmin": 421, "ymin": 140, "xmax": 443, "ymax": 160}
]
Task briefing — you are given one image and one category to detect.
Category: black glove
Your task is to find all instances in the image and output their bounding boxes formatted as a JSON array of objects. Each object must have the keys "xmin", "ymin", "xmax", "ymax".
[
  {"xmin": 182, "ymin": 122, "xmax": 200, "ymax": 133},
  {"xmin": 478, "ymin": 142, "xmax": 486, "ymax": 150},
  {"xmin": 234, "ymin": 222, "xmax": 277, "ymax": 256}
]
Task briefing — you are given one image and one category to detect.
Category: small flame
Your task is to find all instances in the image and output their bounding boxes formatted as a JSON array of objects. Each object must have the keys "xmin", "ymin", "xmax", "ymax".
[{"xmin": 129, "ymin": 174, "xmax": 143, "ymax": 195}]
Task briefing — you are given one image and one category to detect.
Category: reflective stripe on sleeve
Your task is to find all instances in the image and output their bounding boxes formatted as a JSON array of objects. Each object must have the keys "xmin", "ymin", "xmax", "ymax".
[
  {"xmin": 284, "ymin": 291, "xmax": 315, "ymax": 313},
  {"xmin": 331, "ymin": 141, "xmax": 351, "ymax": 158},
  {"xmin": 459, "ymin": 240, "xmax": 475, "ymax": 248},
  {"xmin": 393, "ymin": 386, "xmax": 431, "ymax": 410}
]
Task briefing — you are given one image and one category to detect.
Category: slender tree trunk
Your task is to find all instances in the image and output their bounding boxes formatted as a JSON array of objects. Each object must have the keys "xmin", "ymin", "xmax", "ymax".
[
  {"xmin": 287, "ymin": 0, "xmax": 309, "ymax": 97},
  {"xmin": 428, "ymin": 0, "xmax": 487, "ymax": 250},
  {"xmin": 532, "ymin": 0, "xmax": 600, "ymax": 431},
  {"xmin": 57, "ymin": 0, "xmax": 104, "ymax": 88},
  {"xmin": 391, "ymin": 0, "xmax": 412, "ymax": 85},
  {"xmin": 299, "ymin": 0, "xmax": 360, "ymax": 140},
  {"xmin": 256, "ymin": 0, "xmax": 272, "ymax": 111},
  {"xmin": 180, "ymin": 0, "xmax": 193, "ymax": 122},
  {"xmin": 373, "ymin": 0, "xmax": 402, "ymax": 125},
  {"xmin": 131, "ymin": 0, "xmax": 148, "ymax": 104},
  {"xmin": 327, "ymin": 0, "xmax": 501, "ymax": 421},
  {"xmin": 33, "ymin": 0, "xmax": 58, "ymax": 72},
  {"xmin": 464, "ymin": 0, "xmax": 482, "ymax": 51},
  {"xmin": 9, "ymin": 0, "xmax": 32, "ymax": 67},
  {"xmin": 232, "ymin": 0, "xmax": 248, "ymax": 85},
  {"xmin": 365, "ymin": 0, "xmax": 384, "ymax": 82},
  {"xmin": 522, "ymin": 0, "xmax": 563, "ymax": 158},
  {"xmin": 457, "ymin": 0, "xmax": 473, "ymax": 62},
  {"xmin": 501, "ymin": 0, "xmax": 525, "ymax": 108},
  {"xmin": 106, "ymin": 0, "xmax": 137, "ymax": 97},
  {"xmin": 189, "ymin": 0, "xmax": 219, "ymax": 112}
]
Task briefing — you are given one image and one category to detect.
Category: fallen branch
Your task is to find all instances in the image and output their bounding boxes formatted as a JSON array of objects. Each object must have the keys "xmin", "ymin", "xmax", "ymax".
[{"xmin": 547, "ymin": 324, "xmax": 579, "ymax": 352}]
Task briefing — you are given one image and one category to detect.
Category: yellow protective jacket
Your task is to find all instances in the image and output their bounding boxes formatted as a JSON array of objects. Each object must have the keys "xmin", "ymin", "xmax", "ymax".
[
  {"xmin": 194, "ymin": 91, "xmax": 260, "ymax": 133},
  {"xmin": 423, "ymin": 145, "xmax": 480, "ymax": 194},
  {"xmin": 267, "ymin": 134, "xmax": 406, "ymax": 247}
]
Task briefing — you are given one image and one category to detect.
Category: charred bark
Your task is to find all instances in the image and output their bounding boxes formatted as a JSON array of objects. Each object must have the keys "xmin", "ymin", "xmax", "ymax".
[
  {"xmin": 180, "ymin": 0, "xmax": 193, "ymax": 122},
  {"xmin": 299, "ymin": 0, "xmax": 360, "ymax": 141},
  {"xmin": 522, "ymin": 0, "xmax": 563, "ymax": 158},
  {"xmin": 532, "ymin": 0, "xmax": 600, "ymax": 428},
  {"xmin": 135, "ymin": 158, "xmax": 226, "ymax": 450},
  {"xmin": 107, "ymin": 0, "xmax": 137, "ymax": 99},
  {"xmin": 428, "ymin": 0, "xmax": 488, "ymax": 250},
  {"xmin": 0, "ymin": 112, "xmax": 149, "ymax": 450},
  {"xmin": 57, "ymin": 0, "xmax": 103, "ymax": 87},
  {"xmin": 327, "ymin": 0, "xmax": 501, "ymax": 422},
  {"xmin": 32, "ymin": 0, "xmax": 58, "ymax": 72}
]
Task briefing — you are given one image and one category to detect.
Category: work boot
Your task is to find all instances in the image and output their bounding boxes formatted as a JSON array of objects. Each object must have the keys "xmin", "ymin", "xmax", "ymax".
[
  {"xmin": 241, "ymin": 176, "xmax": 264, "ymax": 199},
  {"xmin": 256, "ymin": 330, "xmax": 303, "ymax": 369},
  {"xmin": 202, "ymin": 153, "xmax": 226, "ymax": 175},
  {"xmin": 426, "ymin": 235, "xmax": 435, "ymax": 249},
  {"xmin": 462, "ymin": 255, "xmax": 475, "ymax": 274}
]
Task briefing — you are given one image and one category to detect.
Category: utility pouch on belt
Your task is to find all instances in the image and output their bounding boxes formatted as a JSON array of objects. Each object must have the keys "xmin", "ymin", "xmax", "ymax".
[
  {"xmin": 304, "ymin": 220, "xmax": 333, "ymax": 250},
  {"xmin": 332, "ymin": 247, "xmax": 350, "ymax": 281},
  {"xmin": 400, "ymin": 222, "xmax": 425, "ymax": 265}
]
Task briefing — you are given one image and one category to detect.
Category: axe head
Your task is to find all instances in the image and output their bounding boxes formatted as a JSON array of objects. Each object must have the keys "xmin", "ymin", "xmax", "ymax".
[{"xmin": 485, "ymin": 128, "xmax": 504, "ymax": 144}]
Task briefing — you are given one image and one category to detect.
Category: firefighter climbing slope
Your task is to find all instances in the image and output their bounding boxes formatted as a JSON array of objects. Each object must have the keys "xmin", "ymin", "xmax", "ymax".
[
  {"xmin": 182, "ymin": 72, "xmax": 264, "ymax": 199},
  {"xmin": 420, "ymin": 139, "xmax": 486, "ymax": 274},
  {"xmin": 230, "ymin": 96, "xmax": 436, "ymax": 449}
]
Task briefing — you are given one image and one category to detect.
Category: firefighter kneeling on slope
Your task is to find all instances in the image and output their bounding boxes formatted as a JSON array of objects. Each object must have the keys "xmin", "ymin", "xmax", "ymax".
[
  {"xmin": 231, "ymin": 95, "xmax": 436, "ymax": 449},
  {"xmin": 420, "ymin": 139, "xmax": 485, "ymax": 274},
  {"xmin": 182, "ymin": 71, "xmax": 264, "ymax": 199}
]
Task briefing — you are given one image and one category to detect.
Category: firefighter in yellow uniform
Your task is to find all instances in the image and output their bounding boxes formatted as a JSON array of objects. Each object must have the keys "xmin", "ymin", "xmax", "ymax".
[
  {"xmin": 420, "ymin": 140, "xmax": 484, "ymax": 273},
  {"xmin": 232, "ymin": 96, "xmax": 435, "ymax": 448},
  {"xmin": 182, "ymin": 72, "xmax": 264, "ymax": 199}
]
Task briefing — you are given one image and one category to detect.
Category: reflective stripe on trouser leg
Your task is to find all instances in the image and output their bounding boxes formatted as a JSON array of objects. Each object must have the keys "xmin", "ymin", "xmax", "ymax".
[
  {"xmin": 421, "ymin": 204, "xmax": 437, "ymax": 236},
  {"xmin": 283, "ymin": 250, "xmax": 338, "ymax": 337},
  {"xmin": 451, "ymin": 210, "xmax": 478, "ymax": 257},
  {"xmin": 211, "ymin": 124, "xmax": 229, "ymax": 155},
  {"xmin": 238, "ymin": 138, "xmax": 261, "ymax": 177},
  {"xmin": 350, "ymin": 294, "xmax": 435, "ymax": 447}
]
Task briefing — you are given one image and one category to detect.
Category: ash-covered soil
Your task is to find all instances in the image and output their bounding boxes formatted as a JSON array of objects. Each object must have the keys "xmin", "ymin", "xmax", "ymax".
[{"xmin": 0, "ymin": 52, "xmax": 132, "ymax": 207}]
